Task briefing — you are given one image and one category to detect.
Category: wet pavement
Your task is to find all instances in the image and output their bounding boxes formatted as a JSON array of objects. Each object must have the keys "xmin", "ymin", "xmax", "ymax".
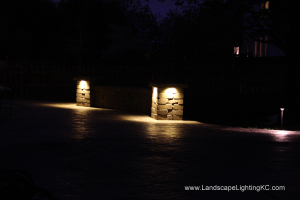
[{"xmin": 1, "ymin": 100, "xmax": 300, "ymax": 199}]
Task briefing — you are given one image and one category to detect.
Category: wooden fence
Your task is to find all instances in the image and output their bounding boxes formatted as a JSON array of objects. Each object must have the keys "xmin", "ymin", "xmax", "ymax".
[{"xmin": 0, "ymin": 57, "xmax": 287, "ymax": 101}]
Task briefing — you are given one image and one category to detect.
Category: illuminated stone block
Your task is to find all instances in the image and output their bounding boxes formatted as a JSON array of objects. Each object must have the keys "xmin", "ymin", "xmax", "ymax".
[
  {"xmin": 171, "ymin": 99, "xmax": 184, "ymax": 104},
  {"xmin": 76, "ymin": 97, "xmax": 82, "ymax": 102},
  {"xmin": 85, "ymin": 93, "xmax": 90, "ymax": 99},
  {"xmin": 174, "ymin": 109, "xmax": 183, "ymax": 115},
  {"xmin": 169, "ymin": 109, "xmax": 183, "ymax": 115},
  {"xmin": 151, "ymin": 113, "xmax": 158, "ymax": 119},
  {"xmin": 157, "ymin": 109, "xmax": 168, "ymax": 115},
  {"xmin": 83, "ymin": 89, "xmax": 90, "ymax": 94},
  {"xmin": 174, "ymin": 93, "xmax": 184, "ymax": 99},
  {"xmin": 151, "ymin": 107, "xmax": 157, "ymax": 114},
  {"xmin": 158, "ymin": 99, "xmax": 168, "ymax": 104},
  {"xmin": 152, "ymin": 102, "xmax": 157, "ymax": 109},
  {"xmin": 157, "ymin": 99, "xmax": 184, "ymax": 105},
  {"xmin": 173, "ymin": 104, "xmax": 183, "ymax": 110},
  {"xmin": 157, "ymin": 114, "xmax": 172, "ymax": 120},
  {"xmin": 75, "ymin": 79, "xmax": 91, "ymax": 107},
  {"xmin": 168, "ymin": 110, "xmax": 175, "ymax": 115},
  {"xmin": 157, "ymin": 104, "xmax": 172, "ymax": 109},
  {"xmin": 158, "ymin": 93, "xmax": 173, "ymax": 99},
  {"xmin": 150, "ymin": 83, "xmax": 187, "ymax": 120},
  {"xmin": 76, "ymin": 89, "xmax": 83, "ymax": 94},
  {"xmin": 76, "ymin": 102, "xmax": 83, "ymax": 106}
]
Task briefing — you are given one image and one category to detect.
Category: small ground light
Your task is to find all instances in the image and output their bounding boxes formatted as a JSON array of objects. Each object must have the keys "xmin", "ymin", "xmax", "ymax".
[{"xmin": 280, "ymin": 108, "xmax": 284, "ymax": 129}]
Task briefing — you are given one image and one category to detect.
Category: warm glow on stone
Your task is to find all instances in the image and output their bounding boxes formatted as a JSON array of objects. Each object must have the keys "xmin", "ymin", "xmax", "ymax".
[
  {"xmin": 153, "ymin": 87, "xmax": 158, "ymax": 99},
  {"xmin": 150, "ymin": 83, "xmax": 187, "ymax": 120},
  {"xmin": 80, "ymin": 80, "xmax": 87, "ymax": 89},
  {"xmin": 166, "ymin": 88, "xmax": 177, "ymax": 96}
]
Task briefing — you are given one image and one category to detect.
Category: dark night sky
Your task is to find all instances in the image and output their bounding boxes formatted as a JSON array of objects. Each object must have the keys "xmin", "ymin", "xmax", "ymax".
[
  {"xmin": 51, "ymin": 0, "xmax": 179, "ymax": 19},
  {"xmin": 141, "ymin": 0, "xmax": 179, "ymax": 19}
]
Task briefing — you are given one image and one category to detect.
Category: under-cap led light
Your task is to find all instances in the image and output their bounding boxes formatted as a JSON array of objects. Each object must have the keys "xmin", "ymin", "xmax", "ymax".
[
  {"xmin": 166, "ymin": 88, "xmax": 177, "ymax": 96},
  {"xmin": 80, "ymin": 80, "xmax": 87, "ymax": 89}
]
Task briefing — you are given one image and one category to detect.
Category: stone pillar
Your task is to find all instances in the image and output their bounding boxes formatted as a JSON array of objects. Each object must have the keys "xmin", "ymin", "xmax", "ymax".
[
  {"xmin": 150, "ymin": 83, "xmax": 187, "ymax": 120},
  {"xmin": 76, "ymin": 80, "xmax": 91, "ymax": 107}
]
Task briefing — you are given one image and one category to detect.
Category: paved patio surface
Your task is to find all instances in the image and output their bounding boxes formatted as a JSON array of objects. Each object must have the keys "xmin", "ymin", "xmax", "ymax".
[{"xmin": 1, "ymin": 100, "xmax": 300, "ymax": 199}]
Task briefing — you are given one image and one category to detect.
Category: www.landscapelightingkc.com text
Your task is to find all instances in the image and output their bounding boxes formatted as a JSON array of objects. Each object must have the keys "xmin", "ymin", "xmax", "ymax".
[{"xmin": 184, "ymin": 185, "xmax": 285, "ymax": 192}]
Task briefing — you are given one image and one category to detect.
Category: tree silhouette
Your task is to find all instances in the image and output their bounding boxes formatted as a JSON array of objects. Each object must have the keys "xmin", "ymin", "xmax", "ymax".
[
  {"xmin": 57, "ymin": 0, "xmax": 126, "ymax": 65},
  {"xmin": 158, "ymin": 7, "xmax": 241, "ymax": 62},
  {"xmin": 168, "ymin": 0, "xmax": 299, "ymax": 111},
  {"xmin": 0, "ymin": 0, "xmax": 58, "ymax": 60},
  {"xmin": 101, "ymin": 0, "xmax": 158, "ymax": 63}
]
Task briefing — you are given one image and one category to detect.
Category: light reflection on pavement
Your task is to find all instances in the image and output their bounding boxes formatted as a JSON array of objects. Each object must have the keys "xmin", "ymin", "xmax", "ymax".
[
  {"xmin": 1, "ymin": 101, "xmax": 300, "ymax": 200},
  {"xmin": 271, "ymin": 130, "xmax": 291, "ymax": 142}
]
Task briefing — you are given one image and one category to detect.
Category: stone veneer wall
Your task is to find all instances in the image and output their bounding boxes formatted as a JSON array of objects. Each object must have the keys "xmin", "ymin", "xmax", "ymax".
[
  {"xmin": 151, "ymin": 87, "xmax": 184, "ymax": 120},
  {"xmin": 76, "ymin": 80, "xmax": 91, "ymax": 107},
  {"xmin": 93, "ymin": 86, "xmax": 152, "ymax": 115}
]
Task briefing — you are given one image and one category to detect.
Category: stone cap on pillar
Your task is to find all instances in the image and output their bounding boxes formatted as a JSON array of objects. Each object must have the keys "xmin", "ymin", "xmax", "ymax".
[{"xmin": 149, "ymin": 83, "xmax": 188, "ymax": 88}]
